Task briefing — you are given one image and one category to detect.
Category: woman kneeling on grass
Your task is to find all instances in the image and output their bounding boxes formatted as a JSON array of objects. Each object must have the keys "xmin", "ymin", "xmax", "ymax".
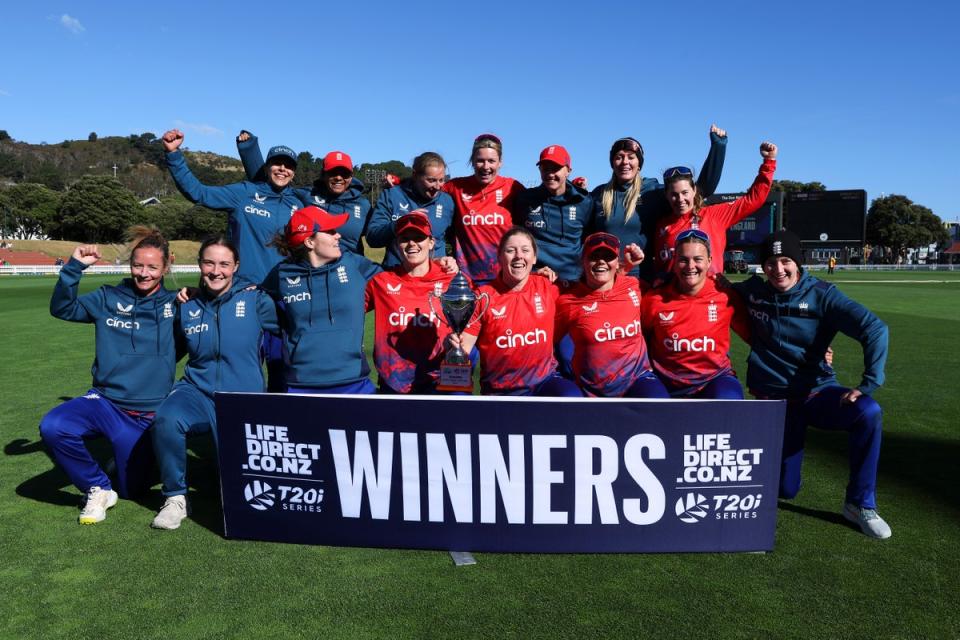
[
  {"xmin": 732, "ymin": 230, "xmax": 892, "ymax": 539},
  {"xmin": 150, "ymin": 236, "xmax": 280, "ymax": 530},
  {"xmin": 40, "ymin": 227, "xmax": 177, "ymax": 525}
]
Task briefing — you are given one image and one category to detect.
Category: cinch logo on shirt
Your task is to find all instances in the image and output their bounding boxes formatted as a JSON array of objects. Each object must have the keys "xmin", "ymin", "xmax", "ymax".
[
  {"xmin": 184, "ymin": 322, "xmax": 209, "ymax": 336},
  {"xmin": 525, "ymin": 217, "xmax": 546, "ymax": 229},
  {"xmin": 663, "ymin": 333, "xmax": 717, "ymax": 353},
  {"xmin": 463, "ymin": 211, "xmax": 505, "ymax": 226},
  {"xmin": 388, "ymin": 306, "xmax": 438, "ymax": 328},
  {"xmin": 106, "ymin": 317, "xmax": 140, "ymax": 330},
  {"xmin": 594, "ymin": 319, "xmax": 642, "ymax": 343},
  {"xmin": 494, "ymin": 328, "xmax": 548, "ymax": 349},
  {"xmin": 284, "ymin": 291, "xmax": 312, "ymax": 304},
  {"xmin": 245, "ymin": 204, "xmax": 271, "ymax": 218}
]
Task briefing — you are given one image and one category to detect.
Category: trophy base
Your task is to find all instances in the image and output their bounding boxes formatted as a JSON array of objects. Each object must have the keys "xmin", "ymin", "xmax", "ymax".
[{"xmin": 436, "ymin": 363, "xmax": 473, "ymax": 393}]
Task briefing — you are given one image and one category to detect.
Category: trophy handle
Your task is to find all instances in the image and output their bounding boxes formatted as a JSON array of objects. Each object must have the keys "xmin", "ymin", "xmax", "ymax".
[
  {"xmin": 427, "ymin": 292, "xmax": 450, "ymax": 329},
  {"xmin": 466, "ymin": 291, "xmax": 491, "ymax": 330}
]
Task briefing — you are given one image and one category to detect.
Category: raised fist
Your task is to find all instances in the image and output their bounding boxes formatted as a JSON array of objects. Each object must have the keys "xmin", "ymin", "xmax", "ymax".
[
  {"xmin": 760, "ymin": 141, "xmax": 778, "ymax": 159},
  {"xmin": 161, "ymin": 129, "xmax": 185, "ymax": 153},
  {"xmin": 72, "ymin": 244, "xmax": 101, "ymax": 266}
]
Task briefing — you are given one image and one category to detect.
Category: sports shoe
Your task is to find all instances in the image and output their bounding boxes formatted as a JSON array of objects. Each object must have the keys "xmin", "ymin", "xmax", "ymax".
[
  {"xmin": 843, "ymin": 502, "xmax": 892, "ymax": 539},
  {"xmin": 78, "ymin": 486, "xmax": 118, "ymax": 525},
  {"xmin": 151, "ymin": 495, "xmax": 188, "ymax": 530}
]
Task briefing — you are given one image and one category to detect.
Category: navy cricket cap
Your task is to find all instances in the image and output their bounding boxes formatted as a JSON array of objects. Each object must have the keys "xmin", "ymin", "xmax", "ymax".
[{"xmin": 266, "ymin": 145, "xmax": 298, "ymax": 167}]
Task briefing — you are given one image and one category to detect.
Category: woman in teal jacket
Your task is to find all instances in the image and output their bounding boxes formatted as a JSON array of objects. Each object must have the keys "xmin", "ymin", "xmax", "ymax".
[
  {"xmin": 40, "ymin": 228, "xmax": 177, "ymax": 525},
  {"xmin": 150, "ymin": 235, "xmax": 279, "ymax": 531}
]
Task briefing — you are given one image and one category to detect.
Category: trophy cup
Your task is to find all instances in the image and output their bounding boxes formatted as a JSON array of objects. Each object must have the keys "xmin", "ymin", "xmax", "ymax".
[{"xmin": 428, "ymin": 272, "xmax": 490, "ymax": 392}]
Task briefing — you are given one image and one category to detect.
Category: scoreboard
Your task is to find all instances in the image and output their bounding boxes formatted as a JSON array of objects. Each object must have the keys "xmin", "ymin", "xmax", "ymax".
[{"xmin": 785, "ymin": 190, "xmax": 866, "ymax": 243}]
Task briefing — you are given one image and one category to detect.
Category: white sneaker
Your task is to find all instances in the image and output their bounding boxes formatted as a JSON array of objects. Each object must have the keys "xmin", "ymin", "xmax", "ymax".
[
  {"xmin": 78, "ymin": 486, "xmax": 118, "ymax": 525},
  {"xmin": 843, "ymin": 502, "xmax": 892, "ymax": 539},
  {"xmin": 151, "ymin": 495, "xmax": 188, "ymax": 530}
]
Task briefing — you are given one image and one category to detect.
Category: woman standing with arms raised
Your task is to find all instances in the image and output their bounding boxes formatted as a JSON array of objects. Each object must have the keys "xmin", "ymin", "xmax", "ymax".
[
  {"xmin": 236, "ymin": 131, "xmax": 372, "ymax": 257},
  {"xmin": 590, "ymin": 125, "xmax": 727, "ymax": 281}
]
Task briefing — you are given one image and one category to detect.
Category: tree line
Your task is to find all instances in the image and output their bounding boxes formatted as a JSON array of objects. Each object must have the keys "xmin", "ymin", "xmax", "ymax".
[{"xmin": 0, "ymin": 129, "xmax": 952, "ymax": 253}]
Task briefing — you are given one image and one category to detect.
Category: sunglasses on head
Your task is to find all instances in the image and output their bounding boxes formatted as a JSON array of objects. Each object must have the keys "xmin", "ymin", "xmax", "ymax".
[
  {"xmin": 675, "ymin": 228, "xmax": 709, "ymax": 244},
  {"xmin": 663, "ymin": 166, "xmax": 694, "ymax": 180},
  {"xmin": 474, "ymin": 133, "xmax": 502, "ymax": 146}
]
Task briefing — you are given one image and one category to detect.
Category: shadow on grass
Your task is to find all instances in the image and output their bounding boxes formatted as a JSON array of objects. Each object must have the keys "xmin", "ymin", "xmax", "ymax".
[
  {"xmin": 8, "ymin": 434, "xmax": 226, "ymax": 536},
  {"xmin": 789, "ymin": 429, "xmax": 960, "ymax": 513},
  {"xmin": 778, "ymin": 501, "xmax": 851, "ymax": 528}
]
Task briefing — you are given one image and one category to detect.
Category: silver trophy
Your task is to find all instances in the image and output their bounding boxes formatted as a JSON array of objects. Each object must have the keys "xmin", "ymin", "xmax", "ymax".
[{"xmin": 428, "ymin": 272, "xmax": 490, "ymax": 391}]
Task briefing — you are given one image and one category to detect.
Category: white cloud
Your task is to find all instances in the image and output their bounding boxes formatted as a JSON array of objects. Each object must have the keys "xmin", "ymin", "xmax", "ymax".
[
  {"xmin": 60, "ymin": 14, "xmax": 85, "ymax": 34},
  {"xmin": 173, "ymin": 120, "xmax": 224, "ymax": 136}
]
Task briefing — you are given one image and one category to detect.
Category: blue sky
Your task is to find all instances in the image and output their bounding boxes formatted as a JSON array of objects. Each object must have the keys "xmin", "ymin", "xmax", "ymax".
[{"xmin": 2, "ymin": 1, "xmax": 958, "ymax": 221}]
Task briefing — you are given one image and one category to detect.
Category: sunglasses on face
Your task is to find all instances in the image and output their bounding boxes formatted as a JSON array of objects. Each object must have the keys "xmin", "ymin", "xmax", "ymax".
[{"xmin": 663, "ymin": 166, "xmax": 694, "ymax": 180}]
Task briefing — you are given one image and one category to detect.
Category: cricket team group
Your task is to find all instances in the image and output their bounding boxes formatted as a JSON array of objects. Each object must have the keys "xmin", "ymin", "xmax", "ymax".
[{"xmin": 37, "ymin": 124, "xmax": 892, "ymax": 540}]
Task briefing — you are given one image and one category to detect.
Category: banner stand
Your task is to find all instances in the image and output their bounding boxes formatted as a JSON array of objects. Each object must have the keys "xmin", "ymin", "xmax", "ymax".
[{"xmin": 450, "ymin": 551, "xmax": 477, "ymax": 566}]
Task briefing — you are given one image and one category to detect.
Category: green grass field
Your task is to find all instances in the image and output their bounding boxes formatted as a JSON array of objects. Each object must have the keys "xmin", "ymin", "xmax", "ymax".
[{"xmin": 1, "ymin": 271, "xmax": 958, "ymax": 639}]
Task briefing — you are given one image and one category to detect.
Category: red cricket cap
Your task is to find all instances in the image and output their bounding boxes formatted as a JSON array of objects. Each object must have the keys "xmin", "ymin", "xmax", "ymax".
[
  {"xmin": 323, "ymin": 151, "xmax": 353, "ymax": 173},
  {"xmin": 537, "ymin": 145, "xmax": 571, "ymax": 169},
  {"xmin": 287, "ymin": 206, "xmax": 349, "ymax": 246},
  {"xmin": 395, "ymin": 211, "xmax": 432, "ymax": 238},
  {"xmin": 583, "ymin": 232, "xmax": 621, "ymax": 258}
]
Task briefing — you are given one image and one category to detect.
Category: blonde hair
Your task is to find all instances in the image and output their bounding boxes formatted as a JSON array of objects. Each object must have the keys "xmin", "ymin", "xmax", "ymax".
[
  {"xmin": 470, "ymin": 135, "xmax": 502, "ymax": 163},
  {"xmin": 601, "ymin": 173, "xmax": 643, "ymax": 224}
]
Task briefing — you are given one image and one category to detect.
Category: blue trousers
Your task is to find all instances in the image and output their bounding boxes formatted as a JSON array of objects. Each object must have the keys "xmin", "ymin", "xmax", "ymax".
[
  {"xmin": 287, "ymin": 378, "xmax": 376, "ymax": 395},
  {"xmin": 39, "ymin": 391, "xmax": 154, "ymax": 497},
  {"xmin": 624, "ymin": 371, "xmax": 671, "ymax": 398},
  {"xmin": 150, "ymin": 383, "xmax": 217, "ymax": 497},
  {"xmin": 533, "ymin": 374, "xmax": 584, "ymax": 397},
  {"xmin": 262, "ymin": 332, "xmax": 286, "ymax": 393},
  {"xmin": 779, "ymin": 385, "xmax": 883, "ymax": 509},
  {"xmin": 670, "ymin": 374, "xmax": 744, "ymax": 399},
  {"xmin": 554, "ymin": 334, "xmax": 575, "ymax": 380}
]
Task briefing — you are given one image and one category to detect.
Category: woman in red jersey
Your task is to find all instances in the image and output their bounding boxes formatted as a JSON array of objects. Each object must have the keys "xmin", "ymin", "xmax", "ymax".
[
  {"xmin": 641, "ymin": 229, "xmax": 749, "ymax": 398},
  {"xmin": 555, "ymin": 233, "xmax": 669, "ymax": 398},
  {"xmin": 365, "ymin": 212, "xmax": 460, "ymax": 394},
  {"xmin": 443, "ymin": 134, "xmax": 525, "ymax": 285},
  {"xmin": 652, "ymin": 142, "xmax": 778, "ymax": 276},
  {"xmin": 452, "ymin": 227, "xmax": 581, "ymax": 397}
]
